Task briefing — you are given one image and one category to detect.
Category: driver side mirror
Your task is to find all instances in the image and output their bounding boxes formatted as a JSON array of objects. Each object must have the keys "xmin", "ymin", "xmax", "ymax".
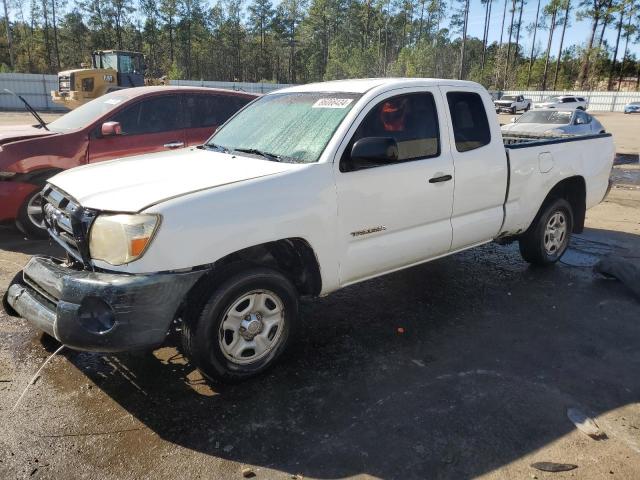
[
  {"xmin": 101, "ymin": 121, "xmax": 122, "ymax": 137},
  {"xmin": 510, "ymin": 117, "xmax": 517, "ymax": 123},
  {"xmin": 350, "ymin": 137, "xmax": 399, "ymax": 167},
  {"xmin": 575, "ymin": 117, "xmax": 586, "ymax": 125}
]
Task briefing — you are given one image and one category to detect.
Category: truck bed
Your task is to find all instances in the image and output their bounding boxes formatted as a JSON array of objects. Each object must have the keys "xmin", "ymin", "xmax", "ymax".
[
  {"xmin": 499, "ymin": 132, "xmax": 615, "ymax": 237},
  {"xmin": 502, "ymin": 131, "xmax": 608, "ymax": 147}
]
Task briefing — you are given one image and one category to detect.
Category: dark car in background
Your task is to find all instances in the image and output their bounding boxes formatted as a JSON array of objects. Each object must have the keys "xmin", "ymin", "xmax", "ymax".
[{"xmin": 0, "ymin": 86, "xmax": 256, "ymax": 237}]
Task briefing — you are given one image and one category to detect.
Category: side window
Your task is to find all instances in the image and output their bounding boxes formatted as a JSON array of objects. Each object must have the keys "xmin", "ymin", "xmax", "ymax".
[
  {"xmin": 341, "ymin": 92, "xmax": 440, "ymax": 171},
  {"xmin": 446, "ymin": 91, "xmax": 491, "ymax": 152},
  {"xmin": 563, "ymin": 97, "xmax": 576, "ymax": 103},
  {"xmin": 185, "ymin": 94, "xmax": 251, "ymax": 129},
  {"xmin": 108, "ymin": 102, "xmax": 141, "ymax": 134},
  {"xmin": 576, "ymin": 111, "xmax": 591, "ymax": 124},
  {"xmin": 109, "ymin": 95, "xmax": 179, "ymax": 135}
]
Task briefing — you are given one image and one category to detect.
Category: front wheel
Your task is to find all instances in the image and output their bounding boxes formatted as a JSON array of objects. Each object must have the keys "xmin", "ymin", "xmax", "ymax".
[
  {"xmin": 182, "ymin": 267, "xmax": 299, "ymax": 383},
  {"xmin": 519, "ymin": 198, "xmax": 573, "ymax": 265},
  {"xmin": 16, "ymin": 189, "xmax": 48, "ymax": 239}
]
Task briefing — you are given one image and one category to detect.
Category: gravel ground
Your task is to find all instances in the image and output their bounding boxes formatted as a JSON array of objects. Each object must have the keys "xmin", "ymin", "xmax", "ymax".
[{"xmin": 0, "ymin": 111, "xmax": 639, "ymax": 480}]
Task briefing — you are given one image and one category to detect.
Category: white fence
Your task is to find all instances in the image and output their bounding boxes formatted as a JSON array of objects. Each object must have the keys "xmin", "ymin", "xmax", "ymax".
[
  {"xmin": 2, "ymin": 72, "xmax": 638, "ymax": 112},
  {"xmin": 0, "ymin": 73, "xmax": 61, "ymax": 110},
  {"xmin": 0, "ymin": 73, "xmax": 294, "ymax": 111},
  {"xmin": 502, "ymin": 90, "xmax": 640, "ymax": 112}
]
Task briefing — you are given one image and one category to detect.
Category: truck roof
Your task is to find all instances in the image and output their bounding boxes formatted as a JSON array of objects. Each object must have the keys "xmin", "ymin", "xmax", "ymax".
[
  {"xmin": 100, "ymin": 86, "xmax": 257, "ymax": 100},
  {"xmin": 277, "ymin": 77, "xmax": 483, "ymax": 94}
]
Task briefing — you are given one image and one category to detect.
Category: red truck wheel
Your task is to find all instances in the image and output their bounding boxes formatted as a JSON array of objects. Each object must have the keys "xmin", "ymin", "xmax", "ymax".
[{"xmin": 16, "ymin": 189, "xmax": 48, "ymax": 239}]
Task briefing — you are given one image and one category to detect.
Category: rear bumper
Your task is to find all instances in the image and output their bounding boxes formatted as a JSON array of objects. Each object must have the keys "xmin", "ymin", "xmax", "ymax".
[
  {"xmin": 0, "ymin": 181, "xmax": 38, "ymax": 222},
  {"xmin": 4, "ymin": 257, "xmax": 204, "ymax": 352}
]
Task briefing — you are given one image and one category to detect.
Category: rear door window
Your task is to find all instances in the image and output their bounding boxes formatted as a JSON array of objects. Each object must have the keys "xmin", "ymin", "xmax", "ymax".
[
  {"xmin": 185, "ymin": 94, "xmax": 252, "ymax": 129},
  {"xmin": 109, "ymin": 95, "xmax": 179, "ymax": 135},
  {"xmin": 562, "ymin": 97, "xmax": 576, "ymax": 103},
  {"xmin": 446, "ymin": 91, "xmax": 491, "ymax": 152}
]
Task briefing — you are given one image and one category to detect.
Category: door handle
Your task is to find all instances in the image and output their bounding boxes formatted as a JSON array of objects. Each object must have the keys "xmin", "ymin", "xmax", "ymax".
[
  {"xmin": 429, "ymin": 174, "xmax": 453, "ymax": 183},
  {"xmin": 164, "ymin": 141, "xmax": 184, "ymax": 149}
]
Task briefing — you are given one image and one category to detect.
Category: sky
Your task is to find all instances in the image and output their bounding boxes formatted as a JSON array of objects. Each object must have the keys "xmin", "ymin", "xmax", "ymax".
[{"xmin": 464, "ymin": 0, "xmax": 640, "ymax": 60}]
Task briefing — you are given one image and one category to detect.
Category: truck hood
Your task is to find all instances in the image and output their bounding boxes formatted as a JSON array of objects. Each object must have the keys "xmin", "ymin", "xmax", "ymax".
[
  {"xmin": 495, "ymin": 100, "xmax": 515, "ymax": 105},
  {"xmin": 501, "ymin": 123, "xmax": 565, "ymax": 134},
  {"xmin": 49, "ymin": 147, "xmax": 305, "ymax": 212},
  {"xmin": 0, "ymin": 124, "xmax": 56, "ymax": 145}
]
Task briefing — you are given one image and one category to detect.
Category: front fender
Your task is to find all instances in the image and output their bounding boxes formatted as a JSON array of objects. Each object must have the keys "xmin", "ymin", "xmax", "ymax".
[{"xmin": 90, "ymin": 164, "xmax": 342, "ymax": 294}]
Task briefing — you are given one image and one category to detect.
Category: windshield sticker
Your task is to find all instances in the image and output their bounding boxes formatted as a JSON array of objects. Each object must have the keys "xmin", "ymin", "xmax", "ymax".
[
  {"xmin": 312, "ymin": 98, "xmax": 354, "ymax": 109},
  {"xmin": 104, "ymin": 98, "xmax": 122, "ymax": 105}
]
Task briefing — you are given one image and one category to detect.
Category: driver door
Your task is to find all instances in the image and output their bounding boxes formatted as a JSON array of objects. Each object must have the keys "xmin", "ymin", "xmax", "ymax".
[
  {"xmin": 88, "ymin": 94, "xmax": 186, "ymax": 163},
  {"xmin": 334, "ymin": 88, "xmax": 454, "ymax": 286}
]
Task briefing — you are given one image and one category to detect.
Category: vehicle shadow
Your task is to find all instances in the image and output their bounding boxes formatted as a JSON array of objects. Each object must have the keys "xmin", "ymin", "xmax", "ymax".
[
  {"xmin": 0, "ymin": 226, "xmax": 62, "ymax": 257},
  {"xmin": 56, "ymin": 229, "xmax": 640, "ymax": 479}
]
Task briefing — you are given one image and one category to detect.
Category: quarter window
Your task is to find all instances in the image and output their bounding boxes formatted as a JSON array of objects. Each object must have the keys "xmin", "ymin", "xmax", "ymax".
[
  {"xmin": 341, "ymin": 92, "xmax": 440, "ymax": 171},
  {"xmin": 446, "ymin": 91, "xmax": 491, "ymax": 152}
]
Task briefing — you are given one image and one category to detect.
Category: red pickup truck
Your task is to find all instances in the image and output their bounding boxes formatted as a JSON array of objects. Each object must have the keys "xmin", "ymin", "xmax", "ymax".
[{"xmin": 0, "ymin": 86, "xmax": 256, "ymax": 237}]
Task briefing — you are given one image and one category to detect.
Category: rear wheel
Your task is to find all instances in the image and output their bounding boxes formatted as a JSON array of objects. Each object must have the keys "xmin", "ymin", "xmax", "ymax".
[
  {"xmin": 182, "ymin": 266, "xmax": 299, "ymax": 383},
  {"xmin": 519, "ymin": 198, "xmax": 573, "ymax": 266},
  {"xmin": 15, "ymin": 189, "xmax": 48, "ymax": 239}
]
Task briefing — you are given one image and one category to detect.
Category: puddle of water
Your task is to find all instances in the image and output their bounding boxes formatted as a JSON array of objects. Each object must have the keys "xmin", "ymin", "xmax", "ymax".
[
  {"xmin": 614, "ymin": 154, "xmax": 639, "ymax": 166},
  {"xmin": 562, "ymin": 236, "xmax": 615, "ymax": 267},
  {"xmin": 562, "ymin": 249, "xmax": 601, "ymax": 267}
]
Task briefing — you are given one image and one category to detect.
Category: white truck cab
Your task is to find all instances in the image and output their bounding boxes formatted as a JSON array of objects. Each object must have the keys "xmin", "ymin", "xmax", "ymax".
[
  {"xmin": 494, "ymin": 94, "xmax": 532, "ymax": 113},
  {"xmin": 4, "ymin": 78, "xmax": 614, "ymax": 382}
]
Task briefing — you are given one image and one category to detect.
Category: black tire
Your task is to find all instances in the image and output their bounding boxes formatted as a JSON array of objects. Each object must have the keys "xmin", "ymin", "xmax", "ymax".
[
  {"xmin": 519, "ymin": 198, "xmax": 573, "ymax": 266},
  {"xmin": 511, "ymin": 106, "xmax": 517, "ymax": 114},
  {"xmin": 524, "ymin": 104, "xmax": 530, "ymax": 112},
  {"xmin": 182, "ymin": 266, "xmax": 299, "ymax": 383},
  {"xmin": 15, "ymin": 188, "xmax": 48, "ymax": 239}
]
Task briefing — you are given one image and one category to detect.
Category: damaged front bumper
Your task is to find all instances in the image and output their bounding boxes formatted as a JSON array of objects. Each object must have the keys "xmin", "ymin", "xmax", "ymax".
[{"xmin": 4, "ymin": 256, "xmax": 204, "ymax": 352}]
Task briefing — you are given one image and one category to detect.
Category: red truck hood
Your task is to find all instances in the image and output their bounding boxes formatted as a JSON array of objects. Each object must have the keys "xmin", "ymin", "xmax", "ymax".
[{"xmin": 0, "ymin": 124, "xmax": 56, "ymax": 145}]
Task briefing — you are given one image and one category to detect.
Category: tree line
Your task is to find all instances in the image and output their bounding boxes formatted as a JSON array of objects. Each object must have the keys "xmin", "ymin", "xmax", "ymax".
[{"xmin": 1, "ymin": 0, "xmax": 639, "ymax": 91}]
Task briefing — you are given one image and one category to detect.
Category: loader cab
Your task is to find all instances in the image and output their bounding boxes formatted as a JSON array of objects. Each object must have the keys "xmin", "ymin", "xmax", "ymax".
[{"xmin": 92, "ymin": 50, "xmax": 145, "ymax": 88}]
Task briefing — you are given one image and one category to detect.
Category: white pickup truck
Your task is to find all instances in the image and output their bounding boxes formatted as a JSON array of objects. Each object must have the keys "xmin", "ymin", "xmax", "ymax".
[
  {"xmin": 4, "ymin": 78, "xmax": 614, "ymax": 382},
  {"xmin": 494, "ymin": 94, "xmax": 532, "ymax": 113}
]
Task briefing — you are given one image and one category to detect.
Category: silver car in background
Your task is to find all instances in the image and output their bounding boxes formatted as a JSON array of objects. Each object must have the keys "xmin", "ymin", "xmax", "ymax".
[
  {"xmin": 534, "ymin": 95, "xmax": 589, "ymax": 110},
  {"xmin": 501, "ymin": 109, "xmax": 605, "ymax": 136},
  {"xmin": 624, "ymin": 101, "xmax": 640, "ymax": 114}
]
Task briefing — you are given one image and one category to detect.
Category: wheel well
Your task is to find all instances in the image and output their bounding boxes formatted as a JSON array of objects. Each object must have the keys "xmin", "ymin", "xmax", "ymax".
[
  {"xmin": 544, "ymin": 176, "xmax": 586, "ymax": 233},
  {"xmin": 186, "ymin": 238, "xmax": 322, "ymax": 304},
  {"xmin": 19, "ymin": 168, "xmax": 63, "ymax": 186}
]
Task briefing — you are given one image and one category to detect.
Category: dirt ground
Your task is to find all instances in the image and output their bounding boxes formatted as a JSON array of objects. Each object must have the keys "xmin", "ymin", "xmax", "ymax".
[{"xmin": 1, "ymin": 111, "xmax": 639, "ymax": 479}]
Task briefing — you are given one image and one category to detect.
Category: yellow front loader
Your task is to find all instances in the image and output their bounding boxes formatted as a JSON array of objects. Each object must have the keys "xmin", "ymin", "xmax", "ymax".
[{"xmin": 51, "ymin": 50, "xmax": 146, "ymax": 109}]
